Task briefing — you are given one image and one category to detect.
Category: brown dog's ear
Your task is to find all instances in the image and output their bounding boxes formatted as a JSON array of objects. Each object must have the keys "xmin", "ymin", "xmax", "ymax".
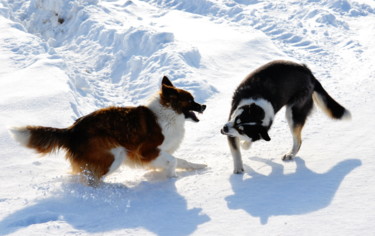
[
  {"xmin": 162, "ymin": 83, "xmax": 178, "ymax": 99},
  {"xmin": 162, "ymin": 76, "xmax": 174, "ymax": 87}
]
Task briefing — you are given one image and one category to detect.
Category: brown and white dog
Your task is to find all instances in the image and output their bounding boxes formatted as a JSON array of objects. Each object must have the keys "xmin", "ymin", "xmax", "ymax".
[{"xmin": 10, "ymin": 76, "xmax": 207, "ymax": 186}]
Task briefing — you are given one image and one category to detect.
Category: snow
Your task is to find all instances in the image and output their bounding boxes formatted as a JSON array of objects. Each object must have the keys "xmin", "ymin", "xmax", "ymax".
[{"xmin": 0, "ymin": 0, "xmax": 374, "ymax": 235}]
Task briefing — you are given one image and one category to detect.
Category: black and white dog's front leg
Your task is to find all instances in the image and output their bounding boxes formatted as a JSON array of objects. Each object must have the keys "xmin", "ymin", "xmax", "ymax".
[{"xmin": 228, "ymin": 136, "xmax": 244, "ymax": 174}]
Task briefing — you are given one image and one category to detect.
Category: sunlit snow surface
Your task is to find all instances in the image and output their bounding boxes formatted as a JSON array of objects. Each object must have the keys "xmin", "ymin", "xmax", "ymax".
[{"xmin": 1, "ymin": 0, "xmax": 375, "ymax": 235}]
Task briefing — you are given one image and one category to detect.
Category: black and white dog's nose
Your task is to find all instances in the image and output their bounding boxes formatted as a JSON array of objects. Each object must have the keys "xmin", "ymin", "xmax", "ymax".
[{"xmin": 221, "ymin": 125, "xmax": 229, "ymax": 134}]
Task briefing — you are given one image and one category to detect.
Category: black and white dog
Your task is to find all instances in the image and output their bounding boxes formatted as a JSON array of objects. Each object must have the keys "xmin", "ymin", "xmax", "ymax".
[{"xmin": 221, "ymin": 60, "xmax": 351, "ymax": 174}]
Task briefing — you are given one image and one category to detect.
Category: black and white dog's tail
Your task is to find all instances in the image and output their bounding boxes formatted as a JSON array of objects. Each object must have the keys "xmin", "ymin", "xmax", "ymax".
[{"xmin": 312, "ymin": 77, "xmax": 351, "ymax": 120}]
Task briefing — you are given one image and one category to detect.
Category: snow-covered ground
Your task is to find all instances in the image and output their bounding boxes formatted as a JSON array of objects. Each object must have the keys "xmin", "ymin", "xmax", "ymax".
[{"xmin": 1, "ymin": 0, "xmax": 375, "ymax": 235}]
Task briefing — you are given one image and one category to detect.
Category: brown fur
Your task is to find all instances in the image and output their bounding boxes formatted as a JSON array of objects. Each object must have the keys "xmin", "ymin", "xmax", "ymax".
[
  {"xmin": 160, "ymin": 85, "xmax": 195, "ymax": 113},
  {"xmin": 23, "ymin": 106, "xmax": 164, "ymax": 184}
]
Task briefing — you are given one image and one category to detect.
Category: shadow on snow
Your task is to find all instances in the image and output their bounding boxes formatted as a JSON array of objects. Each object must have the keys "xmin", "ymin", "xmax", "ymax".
[
  {"xmin": 0, "ymin": 175, "xmax": 210, "ymax": 235},
  {"xmin": 226, "ymin": 157, "xmax": 361, "ymax": 224}
]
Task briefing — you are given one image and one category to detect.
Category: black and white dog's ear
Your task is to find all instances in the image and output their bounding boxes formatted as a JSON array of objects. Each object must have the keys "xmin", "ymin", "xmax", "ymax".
[
  {"xmin": 162, "ymin": 76, "xmax": 174, "ymax": 87},
  {"xmin": 260, "ymin": 129, "xmax": 271, "ymax": 141}
]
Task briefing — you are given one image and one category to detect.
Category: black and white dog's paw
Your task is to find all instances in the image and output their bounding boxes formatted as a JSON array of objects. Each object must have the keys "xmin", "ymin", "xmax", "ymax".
[
  {"xmin": 233, "ymin": 167, "xmax": 244, "ymax": 174},
  {"xmin": 282, "ymin": 153, "xmax": 295, "ymax": 161}
]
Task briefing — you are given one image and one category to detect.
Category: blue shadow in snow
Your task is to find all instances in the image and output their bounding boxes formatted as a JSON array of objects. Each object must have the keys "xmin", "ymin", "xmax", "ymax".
[
  {"xmin": 226, "ymin": 157, "xmax": 361, "ymax": 224},
  {"xmin": 0, "ymin": 177, "xmax": 210, "ymax": 235}
]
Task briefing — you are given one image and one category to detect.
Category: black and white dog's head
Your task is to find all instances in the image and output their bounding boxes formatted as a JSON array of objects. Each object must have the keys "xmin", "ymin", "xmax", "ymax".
[{"xmin": 221, "ymin": 99, "xmax": 274, "ymax": 142}]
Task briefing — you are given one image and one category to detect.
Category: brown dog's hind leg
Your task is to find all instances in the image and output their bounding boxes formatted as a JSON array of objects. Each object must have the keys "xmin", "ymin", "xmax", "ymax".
[{"xmin": 68, "ymin": 149, "xmax": 115, "ymax": 187}]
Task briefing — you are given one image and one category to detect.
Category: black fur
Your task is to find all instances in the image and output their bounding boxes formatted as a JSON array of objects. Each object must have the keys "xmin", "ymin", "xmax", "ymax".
[
  {"xmin": 223, "ymin": 60, "xmax": 351, "ymax": 173},
  {"xmin": 231, "ymin": 61, "xmax": 315, "ymax": 116}
]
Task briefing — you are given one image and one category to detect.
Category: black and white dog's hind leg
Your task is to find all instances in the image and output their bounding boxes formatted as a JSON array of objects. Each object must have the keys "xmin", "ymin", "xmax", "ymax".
[
  {"xmin": 228, "ymin": 136, "xmax": 244, "ymax": 173},
  {"xmin": 283, "ymin": 98, "xmax": 314, "ymax": 160}
]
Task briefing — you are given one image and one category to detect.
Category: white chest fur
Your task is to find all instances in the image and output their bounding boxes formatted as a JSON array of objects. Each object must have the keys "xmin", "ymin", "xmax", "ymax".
[{"xmin": 147, "ymin": 97, "xmax": 185, "ymax": 154}]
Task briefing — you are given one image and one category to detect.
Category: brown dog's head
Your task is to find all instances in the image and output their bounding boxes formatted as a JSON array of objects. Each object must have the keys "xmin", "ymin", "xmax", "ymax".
[{"xmin": 160, "ymin": 76, "xmax": 206, "ymax": 122}]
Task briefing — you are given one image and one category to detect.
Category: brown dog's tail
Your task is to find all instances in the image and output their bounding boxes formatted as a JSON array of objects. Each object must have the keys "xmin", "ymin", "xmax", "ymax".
[{"xmin": 9, "ymin": 126, "xmax": 70, "ymax": 155}]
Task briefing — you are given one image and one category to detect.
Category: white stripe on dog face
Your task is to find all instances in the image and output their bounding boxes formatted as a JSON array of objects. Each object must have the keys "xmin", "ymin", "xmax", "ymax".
[
  {"xmin": 230, "ymin": 107, "xmax": 244, "ymax": 122},
  {"xmin": 223, "ymin": 98, "xmax": 274, "ymax": 142},
  {"xmin": 230, "ymin": 98, "xmax": 275, "ymax": 127}
]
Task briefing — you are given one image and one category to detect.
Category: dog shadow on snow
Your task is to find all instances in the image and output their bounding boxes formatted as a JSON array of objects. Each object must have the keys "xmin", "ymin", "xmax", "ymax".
[
  {"xmin": 0, "ymin": 172, "xmax": 210, "ymax": 236},
  {"xmin": 226, "ymin": 157, "xmax": 361, "ymax": 224}
]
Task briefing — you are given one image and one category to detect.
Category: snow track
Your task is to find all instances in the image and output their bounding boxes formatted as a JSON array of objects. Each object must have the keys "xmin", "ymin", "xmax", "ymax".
[
  {"xmin": 3, "ymin": 0, "xmax": 217, "ymax": 115},
  {"xmin": 145, "ymin": 0, "xmax": 374, "ymax": 68}
]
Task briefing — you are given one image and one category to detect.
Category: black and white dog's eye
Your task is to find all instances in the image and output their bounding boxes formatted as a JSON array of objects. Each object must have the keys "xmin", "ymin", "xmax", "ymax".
[
  {"xmin": 238, "ymin": 126, "xmax": 244, "ymax": 131},
  {"xmin": 236, "ymin": 119, "xmax": 241, "ymax": 124}
]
